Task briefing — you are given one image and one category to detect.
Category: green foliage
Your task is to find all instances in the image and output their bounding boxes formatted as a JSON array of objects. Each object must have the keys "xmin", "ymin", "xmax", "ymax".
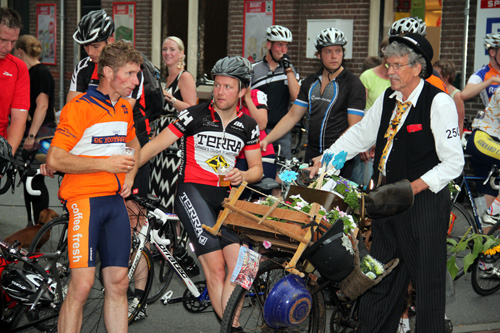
[{"xmin": 447, "ymin": 226, "xmax": 500, "ymax": 279}]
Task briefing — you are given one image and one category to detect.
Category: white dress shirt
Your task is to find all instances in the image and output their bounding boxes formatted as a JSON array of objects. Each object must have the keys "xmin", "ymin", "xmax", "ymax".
[{"xmin": 325, "ymin": 79, "xmax": 464, "ymax": 193}]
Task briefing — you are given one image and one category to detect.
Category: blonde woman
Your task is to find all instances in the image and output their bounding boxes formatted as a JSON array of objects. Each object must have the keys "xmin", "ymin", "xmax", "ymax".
[
  {"xmin": 150, "ymin": 36, "xmax": 197, "ymax": 211},
  {"xmin": 161, "ymin": 36, "xmax": 197, "ymax": 113},
  {"xmin": 14, "ymin": 35, "xmax": 56, "ymax": 226}
]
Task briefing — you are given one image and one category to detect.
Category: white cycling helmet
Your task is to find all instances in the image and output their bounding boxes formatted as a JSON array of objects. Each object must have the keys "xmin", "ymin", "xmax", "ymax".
[
  {"xmin": 484, "ymin": 33, "xmax": 500, "ymax": 50},
  {"xmin": 266, "ymin": 25, "xmax": 293, "ymax": 43},
  {"xmin": 389, "ymin": 17, "xmax": 426, "ymax": 37},
  {"xmin": 315, "ymin": 27, "xmax": 347, "ymax": 51}
]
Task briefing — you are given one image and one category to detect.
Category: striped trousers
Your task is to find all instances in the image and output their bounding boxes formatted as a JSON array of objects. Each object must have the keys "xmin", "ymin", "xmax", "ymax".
[{"xmin": 358, "ymin": 187, "xmax": 450, "ymax": 332}]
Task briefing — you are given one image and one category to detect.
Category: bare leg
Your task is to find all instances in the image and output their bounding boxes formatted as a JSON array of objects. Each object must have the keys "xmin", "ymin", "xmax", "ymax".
[
  {"xmin": 485, "ymin": 194, "xmax": 496, "ymax": 208},
  {"xmin": 58, "ymin": 267, "xmax": 95, "ymax": 332},
  {"xmin": 102, "ymin": 266, "xmax": 129, "ymax": 333},
  {"xmin": 221, "ymin": 243, "xmax": 240, "ymax": 312},
  {"xmin": 198, "ymin": 250, "xmax": 227, "ymax": 319}
]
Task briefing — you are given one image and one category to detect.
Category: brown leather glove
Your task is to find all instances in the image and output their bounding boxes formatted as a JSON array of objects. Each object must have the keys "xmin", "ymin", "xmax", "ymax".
[{"xmin": 364, "ymin": 179, "xmax": 414, "ymax": 219}]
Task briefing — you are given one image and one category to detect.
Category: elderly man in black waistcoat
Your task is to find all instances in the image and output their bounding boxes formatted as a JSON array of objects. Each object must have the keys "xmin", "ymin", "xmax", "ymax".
[{"xmin": 312, "ymin": 33, "xmax": 464, "ymax": 332}]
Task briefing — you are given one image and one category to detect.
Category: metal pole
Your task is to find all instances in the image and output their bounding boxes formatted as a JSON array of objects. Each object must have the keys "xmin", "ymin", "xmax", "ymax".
[
  {"xmin": 59, "ymin": 0, "xmax": 64, "ymax": 109},
  {"xmin": 461, "ymin": 0, "xmax": 470, "ymax": 89}
]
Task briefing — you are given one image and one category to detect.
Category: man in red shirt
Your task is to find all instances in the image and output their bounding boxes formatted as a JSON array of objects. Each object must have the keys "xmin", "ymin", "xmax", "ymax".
[{"xmin": 0, "ymin": 8, "xmax": 29, "ymax": 154}]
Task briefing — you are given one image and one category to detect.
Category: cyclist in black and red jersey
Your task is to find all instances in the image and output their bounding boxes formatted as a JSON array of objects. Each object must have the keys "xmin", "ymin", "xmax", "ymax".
[{"xmin": 140, "ymin": 56, "xmax": 263, "ymax": 330}]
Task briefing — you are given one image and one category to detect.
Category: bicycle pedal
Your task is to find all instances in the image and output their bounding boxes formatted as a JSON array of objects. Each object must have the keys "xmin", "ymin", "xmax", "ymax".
[{"xmin": 160, "ymin": 290, "xmax": 173, "ymax": 305}]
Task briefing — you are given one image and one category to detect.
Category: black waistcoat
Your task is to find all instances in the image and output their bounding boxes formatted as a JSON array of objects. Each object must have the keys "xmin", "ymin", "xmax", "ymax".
[{"xmin": 373, "ymin": 82, "xmax": 442, "ymax": 184}]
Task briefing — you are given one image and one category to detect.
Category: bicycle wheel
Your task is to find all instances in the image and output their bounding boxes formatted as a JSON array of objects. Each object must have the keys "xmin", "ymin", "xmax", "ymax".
[
  {"xmin": 329, "ymin": 298, "xmax": 358, "ymax": 332},
  {"xmin": 220, "ymin": 257, "xmax": 326, "ymax": 333},
  {"xmin": 80, "ymin": 247, "xmax": 154, "ymax": 331},
  {"xmin": 146, "ymin": 222, "xmax": 176, "ymax": 304},
  {"xmin": 10, "ymin": 301, "xmax": 60, "ymax": 332},
  {"xmin": 447, "ymin": 203, "xmax": 477, "ymax": 280},
  {"xmin": 471, "ymin": 221, "xmax": 500, "ymax": 296}
]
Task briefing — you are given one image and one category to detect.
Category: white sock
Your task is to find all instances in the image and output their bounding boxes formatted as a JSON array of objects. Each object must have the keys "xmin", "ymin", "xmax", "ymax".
[
  {"xmin": 487, "ymin": 198, "xmax": 500, "ymax": 215},
  {"xmin": 399, "ymin": 317, "xmax": 410, "ymax": 332}
]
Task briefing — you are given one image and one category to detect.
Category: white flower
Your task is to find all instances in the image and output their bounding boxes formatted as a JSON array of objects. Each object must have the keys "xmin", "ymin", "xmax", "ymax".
[{"xmin": 341, "ymin": 234, "xmax": 354, "ymax": 255}]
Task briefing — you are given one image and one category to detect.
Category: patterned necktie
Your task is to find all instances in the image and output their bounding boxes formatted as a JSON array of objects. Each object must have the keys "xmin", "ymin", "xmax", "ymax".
[{"xmin": 377, "ymin": 101, "xmax": 412, "ymax": 173}]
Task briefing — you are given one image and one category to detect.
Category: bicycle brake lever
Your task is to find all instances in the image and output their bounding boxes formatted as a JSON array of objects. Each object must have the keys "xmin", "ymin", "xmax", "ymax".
[{"xmin": 484, "ymin": 166, "xmax": 496, "ymax": 186}]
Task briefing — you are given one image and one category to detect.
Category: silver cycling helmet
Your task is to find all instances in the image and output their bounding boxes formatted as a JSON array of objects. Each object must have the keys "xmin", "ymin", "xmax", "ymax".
[
  {"xmin": 211, "ymin": 56, "xmax": 253, "ymax": 87},
  {"xmin": 484, "ymin": 33, "xmax": 500, "ymax": 49},
  {"xmin": 73, "ymin": 9, "xmax": 115, "ymax": 45},
  {"xmin": 315, "ymin": 27, "xmax": 347, "ymax": 51},
  {"xmin": 389, "ymin": 17, "xmax": 426, "ymax": 37},
  {"xmin": 266, "ymin": 25, "xmax": 293, "ymax": 43}
]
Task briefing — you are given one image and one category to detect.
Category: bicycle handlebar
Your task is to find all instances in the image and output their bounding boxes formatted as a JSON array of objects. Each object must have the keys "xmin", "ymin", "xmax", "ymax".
[
  {"xmin": 484, "ymin": 164, "xmax": 500, "ymax": 190},
  {"xmin": 25, "ymin": 169, "xmax": 41, "ymax": 196}
]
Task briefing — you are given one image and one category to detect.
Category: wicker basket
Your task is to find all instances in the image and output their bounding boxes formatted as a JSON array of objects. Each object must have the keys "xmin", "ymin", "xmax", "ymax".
[{"xmin": 339, "ymin": 243, "xmax": 399, "ymax": 300}]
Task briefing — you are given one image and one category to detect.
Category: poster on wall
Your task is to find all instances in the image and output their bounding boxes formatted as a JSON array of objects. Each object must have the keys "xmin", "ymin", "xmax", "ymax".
[
  {"xmin": 112, "ymin": 2, "xmax": 136, "ymax": 47},
  {"xmin": 243, "ymin": 0, "xmax": 274, "ymax": 63},
  {"xmin": 474, "ymin": 0, "xmax": 500, "ymax": 71},
  {"xmin": 36, "ymin": 4, "xmax": 56, "ymax": 65}
]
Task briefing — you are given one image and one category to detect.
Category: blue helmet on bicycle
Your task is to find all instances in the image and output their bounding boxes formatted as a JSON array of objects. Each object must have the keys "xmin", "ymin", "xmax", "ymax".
[{"xmin": 0, "ymin": 136, "xmax": 13, "ymax": 177}]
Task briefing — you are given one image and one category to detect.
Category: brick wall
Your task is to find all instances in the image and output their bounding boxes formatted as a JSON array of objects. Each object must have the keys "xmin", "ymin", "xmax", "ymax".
[
  {"xmin": 27, "ymin": 1, "xmax": 152, "ymax": 111},
  {"xmin": 440, "ymin": 0, "xmax": 483, "ymax": 121},
  {"xmin": 27, "ymin": 1, "xmax": 78, "ymax": 111},
  {"xmin": 228, "ymin": 0, "xmax": 371, "ymax": 78}
]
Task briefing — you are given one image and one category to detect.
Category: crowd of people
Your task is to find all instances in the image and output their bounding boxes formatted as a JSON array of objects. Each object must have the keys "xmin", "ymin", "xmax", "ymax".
[{"xmin": 1, "ymin": 5, "xmax": 500, "ymax": 332}]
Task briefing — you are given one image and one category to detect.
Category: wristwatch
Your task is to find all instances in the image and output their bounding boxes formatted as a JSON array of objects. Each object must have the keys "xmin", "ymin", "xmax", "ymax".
[{"xmin": 170, "ymin": 97, "xmax": 177, "ymax": 105}]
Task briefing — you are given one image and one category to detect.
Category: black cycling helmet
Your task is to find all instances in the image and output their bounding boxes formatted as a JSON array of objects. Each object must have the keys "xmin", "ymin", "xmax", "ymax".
[
  {"xmin": 73, "ymin": 9, "xmax": 115, "ymax": 45},
  {"xmin": 0, "ymin": 136, "xmax": 12, "ymax": 177},
  {"xmin": 211, "ymin": 56, "xmax": 253, "ymax": 88},
  {"xmin": 2, "ymin": 268, "xmax": 57, "ymax": 304}
]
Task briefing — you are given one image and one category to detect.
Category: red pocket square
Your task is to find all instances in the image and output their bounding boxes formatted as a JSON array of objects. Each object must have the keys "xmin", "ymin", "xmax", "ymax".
[{"xmin": 407, "ymin": 124, "xmax": 422, "ymax": 133}]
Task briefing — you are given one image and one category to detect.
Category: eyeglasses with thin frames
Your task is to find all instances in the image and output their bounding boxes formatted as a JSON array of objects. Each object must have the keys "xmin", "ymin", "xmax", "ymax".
[{"xmin": 385, "ymin": 63, "xmax": 411, "ymax": 70}]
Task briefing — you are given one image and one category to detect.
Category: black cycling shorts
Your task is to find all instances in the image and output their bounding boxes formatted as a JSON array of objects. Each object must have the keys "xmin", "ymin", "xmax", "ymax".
[
  {"xmin": 131, "ymin": 161, "xmax": 150, "ymax": 196},
  {"xmin": 174, "ymin": 182, "xmax": 240, "ymax": 256},
  {"xmin": 466, "ymin": 129, "xmax": 500, "ymax": 196}
]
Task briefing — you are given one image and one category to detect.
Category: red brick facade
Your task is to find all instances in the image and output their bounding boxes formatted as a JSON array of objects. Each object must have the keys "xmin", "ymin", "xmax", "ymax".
[
  {"xmin": 228, "ymin": 0, "xmax": 371, "ymax": 77},
  {"xmin": 26, "ymin": 1, "xmax": 153, "ymax": 110},
  {"xmin": 21, "ymin": 0, "xmax": 485, "ymax": 117}
]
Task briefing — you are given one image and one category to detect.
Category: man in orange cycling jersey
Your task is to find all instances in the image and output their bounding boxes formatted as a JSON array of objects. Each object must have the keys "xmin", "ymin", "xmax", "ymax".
[{"xmin": 46, "ymin": 41, "xmax": 141, "ymax": 333}]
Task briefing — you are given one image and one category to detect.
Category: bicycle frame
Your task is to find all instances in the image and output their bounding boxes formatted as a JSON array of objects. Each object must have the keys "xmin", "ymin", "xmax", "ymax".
[
  {"xmin": 128, "ymin": 207, "xmax": 201, "ymax": 298},
  {"xmin": 454, "ymin": 173, "xmax": 500, "ymax": 234},
  {"xmin": 151, "ymin": 228, "xmax": 200, "ymax": 298},
  {"xmin": 455, "ymin": 175, "xmax": 485, "ymax": 233}
]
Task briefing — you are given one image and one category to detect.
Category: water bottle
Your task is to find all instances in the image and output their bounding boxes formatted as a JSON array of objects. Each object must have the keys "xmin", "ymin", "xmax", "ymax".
[{"xmin": 174, "ymin": 245, "xmax": 200, "ymax": 278}]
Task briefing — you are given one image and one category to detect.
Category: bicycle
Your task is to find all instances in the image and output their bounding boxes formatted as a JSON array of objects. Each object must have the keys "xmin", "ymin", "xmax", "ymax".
[
  {"xmin": 126, "ymin": 194, "xmax": 212, "ymax": 315},
  {"xmin": 0, "ymin": 239, "xmax": 67, "ymax": 332},
  {"xmin": 28, "ymin": 210, "xmax": 153, "ymax": 330},
  {"xmin": 447, "ymin": 164, "xmax": 500, "ymax": 280},
  {"xmin": 469, "ymin": 219, "xmax": 500, "ymax": 296}
]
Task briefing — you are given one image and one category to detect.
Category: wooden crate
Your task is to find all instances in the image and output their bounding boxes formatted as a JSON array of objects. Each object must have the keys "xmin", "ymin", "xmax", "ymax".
[{"xmin": 223, "ymin": 200, "xmax": 314, "ymax": 251}]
